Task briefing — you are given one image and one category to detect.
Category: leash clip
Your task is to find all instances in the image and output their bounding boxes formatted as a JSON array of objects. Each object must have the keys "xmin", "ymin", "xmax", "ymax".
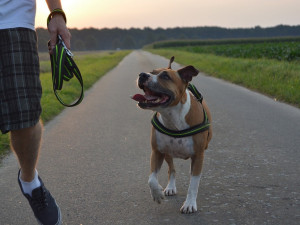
[{"xmin": 58, "ymin": 35, "xmax": 73, "ymax": 57}]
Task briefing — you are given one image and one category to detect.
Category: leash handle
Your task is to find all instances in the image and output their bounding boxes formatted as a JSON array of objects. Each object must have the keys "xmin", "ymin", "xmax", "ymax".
[{"xmin": 48, "ymin": 36, "xmax": 84, "ymax": 107}]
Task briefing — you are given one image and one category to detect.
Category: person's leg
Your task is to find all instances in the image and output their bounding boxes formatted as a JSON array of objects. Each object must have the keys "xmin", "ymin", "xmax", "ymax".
[
  {"xmin": 0, "ymin": 28, "xmax": 61, "ymax": 225},
  {"xmin": 13, "ymin": 120, "xmax": 62, "ymax": 225},
  {"xmin": 10, "ymin": 121, "xmax": 42, "ymax": 182}
]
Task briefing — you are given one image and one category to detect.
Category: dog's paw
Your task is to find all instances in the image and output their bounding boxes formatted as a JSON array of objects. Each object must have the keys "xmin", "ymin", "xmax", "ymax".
[
  {"xmin": 164, "ymin": 185, "xmax": 177, "ymax": 196},
  {"xmin": 180, "ymin": 200, "xmax": 197, "ymax": 214},
  {"xmin": 149, "ymin": 184, "xmax": 165, "ymax": 204}
]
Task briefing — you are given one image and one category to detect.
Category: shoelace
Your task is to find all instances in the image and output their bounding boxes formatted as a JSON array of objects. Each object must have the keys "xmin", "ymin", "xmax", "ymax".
[
  {"xmin": 48, "ymin": 35, "xmax": 84, "ymax": 107},
  {"xmin": 32, "ymin": 187, "xmax": 49, "ymax": 211}
]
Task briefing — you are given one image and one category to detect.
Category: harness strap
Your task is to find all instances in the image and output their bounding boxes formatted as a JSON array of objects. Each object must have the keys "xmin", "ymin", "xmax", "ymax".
[
  {"xmin": 49, "ymin": 36, "xmax": 84, "ymax": 107},
  {"xmin": 188, "ymin": 83, "xmax": 203, "ymax": 103},
  {"xmin": 151, "ymin": 83, "xmax": 210, "ymax": 138}
]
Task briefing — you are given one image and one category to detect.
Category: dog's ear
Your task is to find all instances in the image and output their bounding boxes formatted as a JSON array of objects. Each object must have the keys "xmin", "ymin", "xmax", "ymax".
[
  {"xmin": 167, "ymin": 56, "xmax": 175, "ymax": 69},
  {"xmin": 177, "ymin": 65, "xmax": 199, "ymax": 83}
]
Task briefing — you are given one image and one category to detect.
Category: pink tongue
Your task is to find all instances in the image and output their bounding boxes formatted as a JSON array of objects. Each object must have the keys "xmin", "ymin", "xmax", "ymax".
[
  {"xmin": 131, "ymin": 94, "xmax": 158, "ymax": 102},
  {"xmin": 132, "ymin": 94, "xmax": 146, "ymax": 102}
]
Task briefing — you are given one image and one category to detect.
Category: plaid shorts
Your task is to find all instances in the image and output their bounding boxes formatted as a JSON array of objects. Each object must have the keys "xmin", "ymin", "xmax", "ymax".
[{"xmin": 0, "ymin": 28, "xmax": 42, "ymax": 134}]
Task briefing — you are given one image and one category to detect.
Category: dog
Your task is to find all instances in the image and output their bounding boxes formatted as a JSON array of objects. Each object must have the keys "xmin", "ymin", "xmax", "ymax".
[{"xmin": 131, "ymin": 56, "xmax": 212, "ymax": 214}]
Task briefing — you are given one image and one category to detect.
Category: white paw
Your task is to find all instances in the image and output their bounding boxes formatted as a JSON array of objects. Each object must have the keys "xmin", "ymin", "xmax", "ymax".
[
  {"xmin": 164, "ymin": 185, "xmax": 177, "ymax": 196},
  {"xmin": 180, "ymin": 200, "xmax": 197, "ymax": 214},
  {"xmin": 149, "ymin": 184, "xmax": 164, "ymax": 204}
]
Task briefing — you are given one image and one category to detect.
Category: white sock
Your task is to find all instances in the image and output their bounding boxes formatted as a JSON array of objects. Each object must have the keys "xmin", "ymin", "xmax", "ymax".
[{"xmin": 19, "ymin": 170, "xmax": 41, "ymax": 197}]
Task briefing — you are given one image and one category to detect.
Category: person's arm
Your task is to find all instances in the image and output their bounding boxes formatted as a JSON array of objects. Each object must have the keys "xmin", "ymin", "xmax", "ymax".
[{"xmin": 46, "ymin": 0, "xmax": 71, "ymax": 52}]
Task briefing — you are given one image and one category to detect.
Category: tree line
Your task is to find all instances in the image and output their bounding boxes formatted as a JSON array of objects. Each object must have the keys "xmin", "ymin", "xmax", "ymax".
[{"xmin": 36, "ymin": 25, "xmax": 300, "ymax": 52}]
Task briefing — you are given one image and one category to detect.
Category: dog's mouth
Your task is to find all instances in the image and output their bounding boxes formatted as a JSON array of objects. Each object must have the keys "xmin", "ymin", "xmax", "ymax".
[{"xmin": 131, "ymin": 87, "xmax": 172, "ymax": 108}]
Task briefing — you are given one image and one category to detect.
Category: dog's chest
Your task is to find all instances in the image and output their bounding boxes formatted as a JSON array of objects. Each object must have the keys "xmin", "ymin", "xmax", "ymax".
[
  {"xmin": 154, "ymin": 90, "xmax": 195, "ymax": 159},
  {"xmin": 155, "ymin": 131, "xmax": 194, "ymax": 159}
]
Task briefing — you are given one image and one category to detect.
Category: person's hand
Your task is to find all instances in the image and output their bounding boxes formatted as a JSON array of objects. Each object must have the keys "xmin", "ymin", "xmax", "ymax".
[{"xmin": 47, "ymin": 14, "xmax": 71, "ymax": 54}]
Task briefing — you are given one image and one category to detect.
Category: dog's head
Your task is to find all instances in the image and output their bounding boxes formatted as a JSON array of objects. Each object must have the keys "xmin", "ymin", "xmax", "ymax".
[{"xmin": 131, "ymin": 56, "xmax": 199, "ymax": 109}]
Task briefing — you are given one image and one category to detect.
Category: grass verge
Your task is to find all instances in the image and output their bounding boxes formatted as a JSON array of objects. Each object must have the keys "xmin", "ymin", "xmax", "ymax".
[
  {"xmin": 147, "ymin": 49, "xmax": 300, "ymax": 108},
  {"xmin": 0, "ymin": 50, "xmax": 131, "ymax": 160}
]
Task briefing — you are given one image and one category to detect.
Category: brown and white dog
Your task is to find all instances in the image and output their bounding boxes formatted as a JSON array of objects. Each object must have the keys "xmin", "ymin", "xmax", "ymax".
[{"xmin": 131, "ymin": 57, "xmax": 212, "ymax": 214}]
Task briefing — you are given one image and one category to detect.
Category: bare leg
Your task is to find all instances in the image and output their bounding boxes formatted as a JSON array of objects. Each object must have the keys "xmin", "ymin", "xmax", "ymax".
[
  {"xmin": 10, "ymin": 121, "xmax": 42, "ymax": 182},
  {"xmin": 164, "ymin": 154, "xmax": 177, "ymax": 196}
]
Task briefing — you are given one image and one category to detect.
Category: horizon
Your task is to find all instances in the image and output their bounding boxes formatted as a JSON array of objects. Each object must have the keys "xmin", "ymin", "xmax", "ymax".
[
  {"xmin": 35, "ymin": 0, "xmax": 300, "ymax": 30},
  {"xmin": 35, "ymin": 24, "xmax": 300, "ymax": 31}
]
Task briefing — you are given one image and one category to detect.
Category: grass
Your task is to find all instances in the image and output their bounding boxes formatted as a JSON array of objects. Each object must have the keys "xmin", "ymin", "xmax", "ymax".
[
  {"xmin": 40, "ymin": 51, "xmax": 131, "ymax": 121},
  {"xmin": 146, "ymin": 49, "xmax": 300, "ymax": 107},
  {"xmin": 175, "ymin": 41, "xmax": 300, "ymax": 61},
  {"xmin": 150, "ymin": 37, "xmax": 300, "ymax": 49},
  {"xmin": 0, "ymin": 50, "xmax": 131, "ymax": 160}
]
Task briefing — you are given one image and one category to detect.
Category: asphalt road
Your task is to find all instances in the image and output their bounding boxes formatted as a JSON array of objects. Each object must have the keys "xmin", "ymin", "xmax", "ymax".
[{"xmin": 0, "ymin": 51, "xmax": 299, "ymax": 225}]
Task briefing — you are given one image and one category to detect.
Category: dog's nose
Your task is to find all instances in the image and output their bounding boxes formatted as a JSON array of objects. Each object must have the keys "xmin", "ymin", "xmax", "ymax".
[
  {"xmin": 138, "ymin": 72, "xmax": 150, "ymax": 89},
  {"xmin": 139, "ymin": 72, "xmax": 150, "ymax": 79}
]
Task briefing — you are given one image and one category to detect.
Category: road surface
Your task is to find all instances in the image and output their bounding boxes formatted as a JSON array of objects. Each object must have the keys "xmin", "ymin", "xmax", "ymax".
[{"xmin": 0, "ymin": 51, "xmax": 299, "ymax": 225}]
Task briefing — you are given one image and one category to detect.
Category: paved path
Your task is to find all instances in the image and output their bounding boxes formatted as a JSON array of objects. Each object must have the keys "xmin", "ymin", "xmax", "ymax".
[{"xmin": 0, "ymin": 51, "xmax": 299, "ymax": 225}]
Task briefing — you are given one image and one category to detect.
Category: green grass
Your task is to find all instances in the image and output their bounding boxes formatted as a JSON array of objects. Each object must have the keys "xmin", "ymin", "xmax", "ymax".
[
  {"xmin": 146, "ymin": 49, "xmax": 300, "ymax": 107},
  {"xmin": 149, "ymin": 37, "xmax": 300, "ymax": 61},
  {"xmin": 150, "ymin": 37, "xmax": 300, "ymax": 49},
  {"xmin": 40, "ymin": 51, "xmax": 131, "ymax": 121},
  {"xmin": 0, "ymin": 50, "xmax": 131, "ymax": 160},
  {"xmin": 0, "ymin": 135, "xmax": 10, "ymax": 158},
  {"xmin": 175, "ymin": 41, "xmax": 300, "ymax": 61}
]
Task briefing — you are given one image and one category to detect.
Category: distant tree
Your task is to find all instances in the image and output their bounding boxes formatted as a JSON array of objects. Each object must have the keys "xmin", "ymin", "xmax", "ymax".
[
  {"xmin": 121, "ymin": 35, "xmax": 136, "ymax": 49},
  {"xmin": 36, "ymin": 28, "xmax": 49, "ymax": 51},
  {"xmin": 156, "ymin": 34, "xmax": 168, "ymax": 41},
  {"xmin": 73, "ymin": 39, "xmax": 86, "ymax": 51},
  {"xmin": 112, "ymin": 38, "xmax": 121, "ymax": 49},
  {"xmin": 36, "ymin": 25, "xmax": 300, "ymax": 52},
  {"xmin": 145, "ymin": 33, "xmax": 156, "ymax": 44},
  {"xmin": 85, "ymin": 35, "xmax": 98, "ymax": 50}
]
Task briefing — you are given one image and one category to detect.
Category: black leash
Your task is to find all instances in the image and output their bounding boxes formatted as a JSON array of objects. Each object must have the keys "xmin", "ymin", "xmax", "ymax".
[
  {"xmin": 151, "ymin": 83, "xmax": 210, "ymax": 138},
  {"xmin": 48, "ymin": 35, "xmax": 84, "ymax": 107}
]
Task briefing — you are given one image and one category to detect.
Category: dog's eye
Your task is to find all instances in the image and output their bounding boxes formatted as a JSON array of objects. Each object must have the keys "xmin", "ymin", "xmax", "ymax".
[{"xmin": 160, "ymin": 72, "xmax": 171, "ymax": 80}]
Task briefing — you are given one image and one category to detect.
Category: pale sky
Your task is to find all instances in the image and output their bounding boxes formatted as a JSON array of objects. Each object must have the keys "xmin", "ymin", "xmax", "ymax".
[{"xmin": 36, "ymin": 0, "xmax": 300, "ymax": 29}]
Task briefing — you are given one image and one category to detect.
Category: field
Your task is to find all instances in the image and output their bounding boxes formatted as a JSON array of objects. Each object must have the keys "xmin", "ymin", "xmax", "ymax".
[
  {"xmin": 175, "ymin": 42, "xmax": 300, "ymax": 61},
  {"xmin": 146, "ymin": 37, "xmax": 300, "ymax": 107},
  {"xmin": 151, "ymin": 37, "xmax": 300, "ymax": 61},
  {"xmin": 0, "ymin": 50, "xmax": 131, "ymax": 160}
]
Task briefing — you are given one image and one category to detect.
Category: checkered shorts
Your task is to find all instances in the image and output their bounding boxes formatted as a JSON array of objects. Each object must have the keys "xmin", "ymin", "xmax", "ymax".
[{"xmin": 0, "ymin": 28, "xmax": 42, "ymax": 134}]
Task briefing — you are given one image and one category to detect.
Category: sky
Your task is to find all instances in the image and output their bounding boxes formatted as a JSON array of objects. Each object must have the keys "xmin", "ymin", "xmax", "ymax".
[{"xmin": 36, "ymin": 0, "xmax": 300, "ymax": 29}]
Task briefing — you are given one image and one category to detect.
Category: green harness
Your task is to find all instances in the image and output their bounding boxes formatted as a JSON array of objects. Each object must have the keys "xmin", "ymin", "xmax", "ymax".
[
  {"xmin": 49, "ymin": 35, "xmax": 84, "ymax": 107},
  {"xmin": 151, "ymin": 83, "xmax": 210, "ymax": 138}
]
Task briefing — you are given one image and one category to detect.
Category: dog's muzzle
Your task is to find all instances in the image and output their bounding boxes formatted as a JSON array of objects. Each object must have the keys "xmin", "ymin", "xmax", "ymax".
[{"xmin": 138, "ymin": 72, "xmax": 150, "ymax": 89}]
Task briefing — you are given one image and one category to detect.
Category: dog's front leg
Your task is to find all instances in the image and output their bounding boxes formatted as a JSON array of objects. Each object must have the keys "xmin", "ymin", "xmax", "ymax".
[
  {"xmin": 164, "ymin": 154, "xmax": 177, "ymax": 196},
  {"xmin": 180, "ymin": 151, "xmax": 204, "ymax": 214},
  {"xmin": 148, "ymin": 149, "xmax": 165, "ymax": 204}
]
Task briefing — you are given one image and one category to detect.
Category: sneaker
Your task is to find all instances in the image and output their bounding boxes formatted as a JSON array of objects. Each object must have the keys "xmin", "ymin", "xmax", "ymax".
[{"xmin": 18, "ymin": 170, "xmax": 62, "ymax": 225}]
